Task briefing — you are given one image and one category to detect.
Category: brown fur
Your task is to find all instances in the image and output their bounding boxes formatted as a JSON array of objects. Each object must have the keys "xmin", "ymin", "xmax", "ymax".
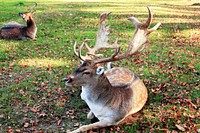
[
  {"xmin": 64, "ymin": 61, "xmax": 148, "ymax": 133},
  {"xmin": 0, "ymin": 12, "xmax": 37, "ymax": 40},
  {"xmin": 64, "ymin": 7, "xmax": 160, "ymax": 132}
]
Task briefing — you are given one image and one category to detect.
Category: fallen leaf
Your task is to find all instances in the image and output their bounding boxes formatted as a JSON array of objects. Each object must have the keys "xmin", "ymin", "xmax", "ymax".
[
  {"xmin": 30, "ymin": 108, "xmax": 38, "ymax": 113},
  {"xmin": 74, "ymin": 123, "xmax": 80, "ymax": 127},
  {"xmin": 175, "ymin": 124, "xmax": 185, "ymax": 131},
  {"xmin": 57, "ymin": 119, "xmax": 62, "ymax": 126},
  {"xmin": 171, "ymin": 130, "xmax": 178, "ymax": 133},
  {"xmin": 24, "ymin": 122, "xmax": 29, "ymax": 128},
  {"xmin": 0, "ymin": 114, "xmax": 4, "ymax": 118},
  {"xmin": 15, "ymin": 129, "xmax": 21, "ymax": 133},
  {"xmin": 38, "ymin": 130, "xmax": 45, "ymax": 133},
  {"xmin": 39, "ymin": 112, "xmax": 47, "ymax": 118},
  {"xmin": 188, "ymin": 63, "xmax": 194, "ymax": 69}
]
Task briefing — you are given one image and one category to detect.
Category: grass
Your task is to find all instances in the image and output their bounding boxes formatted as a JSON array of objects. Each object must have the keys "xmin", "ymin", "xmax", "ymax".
[{"xmin": 0, "ymin": 0, "xmax": 199, "ymax": 132}]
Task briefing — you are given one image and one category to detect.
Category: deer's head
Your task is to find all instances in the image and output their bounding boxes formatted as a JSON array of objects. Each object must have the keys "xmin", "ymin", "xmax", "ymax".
[
  {"xmin": 64, "ymin": 7, "xmax": 161, "ymax": 87},
  {"xmin": 19, "ymin": 3, "xmax": 37, "ymax": 22},
  {"xmin": 63, "ymin": 60, "xmax": 105, "ymax": 87}
]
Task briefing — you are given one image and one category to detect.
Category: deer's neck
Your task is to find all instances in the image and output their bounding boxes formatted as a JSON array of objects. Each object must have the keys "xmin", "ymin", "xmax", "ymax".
[
  {"xmin": 82, "ymin": 74, "xmax": 112, "ymax": 101},
  {"xmin": 27, "ymin": 17, "xmax": 36, "ymax": 28},
  {"xmin": 23, "ymin": 16, "xmax": 37, "ymax": 39},
  {"xmin": 96, "ymin": 74, "xmax": 112, "ymax": 89}
]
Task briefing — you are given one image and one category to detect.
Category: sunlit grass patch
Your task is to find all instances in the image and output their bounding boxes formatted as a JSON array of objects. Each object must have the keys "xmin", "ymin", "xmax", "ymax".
[
  {"xmin": 17, "ymin": 58, "xmax": 70, "ymax": 67},
  {"xmin": 0, "ymin": 40, "xmax": 19, "ymax": 51}
]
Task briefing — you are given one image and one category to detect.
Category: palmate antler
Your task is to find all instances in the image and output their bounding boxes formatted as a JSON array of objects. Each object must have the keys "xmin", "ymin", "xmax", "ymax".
[
  {"xmin": 74, "ymin": 12, "xmax": 118, "ymax": 61},
  {"xmin": 87, "ymin": 12, "xmax": 118, "ymax": 55},
  {"xmin": 75, "ymin": 7, "xmax": 161, "ymax": 65}
]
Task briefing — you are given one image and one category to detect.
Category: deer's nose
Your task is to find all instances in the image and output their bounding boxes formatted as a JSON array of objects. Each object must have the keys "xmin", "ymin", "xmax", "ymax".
[{"xmin": 62, "ymin": 76, "xmax": 74, "ymax": 83}]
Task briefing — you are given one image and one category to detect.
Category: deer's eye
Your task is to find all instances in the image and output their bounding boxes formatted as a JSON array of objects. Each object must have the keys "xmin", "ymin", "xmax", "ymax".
[{"xmin": 83, "ymin": 71, "xmax": 90, "ymax": 75}]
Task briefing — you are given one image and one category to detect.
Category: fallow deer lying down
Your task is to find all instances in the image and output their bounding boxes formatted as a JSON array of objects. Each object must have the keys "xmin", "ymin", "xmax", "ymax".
[
  {"xmin": 0, "ymin": 3, "xmax": 37, "ymax": 40},
  {"xmin": 63, "ymin": 7, "xmax": 161, "ymax": 133}
]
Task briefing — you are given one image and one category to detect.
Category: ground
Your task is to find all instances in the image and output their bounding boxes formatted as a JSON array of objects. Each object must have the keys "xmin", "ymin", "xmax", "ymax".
[{"xmin": 0, "ymin": 0, "xmax": 199, "ymax": 132}]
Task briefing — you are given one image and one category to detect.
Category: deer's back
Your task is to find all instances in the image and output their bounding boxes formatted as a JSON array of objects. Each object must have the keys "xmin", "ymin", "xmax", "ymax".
[
  {"xmin": 106, "ymin": 67, "xmax": 148, "ymax": 116},
  {"xmin": 3, "ymin": 21, "xmax": 23, "ymax": 28},
  {"xmin": 0, "ymin": 22, "xmax": 25, "ymax": 40},
  {"xmin": 105, "ymin": 67, "xmax": 136, "ymax": 86}
]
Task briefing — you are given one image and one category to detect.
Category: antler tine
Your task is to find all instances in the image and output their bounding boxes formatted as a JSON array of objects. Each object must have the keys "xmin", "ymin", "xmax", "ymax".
[
  {"xmin": 73, "ymin": 41, "xmax": 85, "ymax": 61},
  {"xmin": 74, "ymin": 39, "xmax": 95, "ymax": 61},
  {"xmin": 73, "ymin": 42, "xmax": 79, "ymax": 57},
  {"xmin": 148, "ymin": 22, "xmax": 162, "ymax": 33},
  {"xmin": 29, "ymin": 2, "xmax": 37, "ymax": 12},
  {"xmin": 77, "ymin": 41, "xmax": 87, "ymax": 61},
  {"xmin": 100, "ymin": 12, "xmax": 111, "ymax": 23},
  {"xmin": 141, "ymin": 6, "xmax": 152, "ymax": 29},
  {"xmin": 83, "ymin": 38, "xmax": 94, "ymax": 51},
  {"xmin": 93, "ymin": 47, "xmax": 121, "ymax": 64}
]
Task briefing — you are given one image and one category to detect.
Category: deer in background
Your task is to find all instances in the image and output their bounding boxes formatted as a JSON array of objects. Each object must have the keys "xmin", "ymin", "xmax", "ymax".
[
  {"xmin": 0, "ymin": 3, "xmax": 37, "ymax": 40},
  {"xmin": 63, "ymin": 7, "xmax": 161, "ymax": 133}
]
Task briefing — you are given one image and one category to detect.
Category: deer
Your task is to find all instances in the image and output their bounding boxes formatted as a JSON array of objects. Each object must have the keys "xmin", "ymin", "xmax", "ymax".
[
  {"xmin": 0, "ymin": 3, "xmax": 37, "ymax": 40},
  {"xmin": 63, "ymin": 7, "xmax": 161, "ymax": 133}
]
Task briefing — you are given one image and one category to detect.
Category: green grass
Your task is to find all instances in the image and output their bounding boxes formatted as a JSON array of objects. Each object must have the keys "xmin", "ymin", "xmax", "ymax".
[{"xmin": 0, "ymin": 0, "xmax": 199, "ymax": 132}]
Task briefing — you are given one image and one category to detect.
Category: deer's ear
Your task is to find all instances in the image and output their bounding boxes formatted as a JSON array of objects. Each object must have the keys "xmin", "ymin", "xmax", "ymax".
[{"xmin": 96, "ymin": 66, "xmax": 104, "ymax": 75}]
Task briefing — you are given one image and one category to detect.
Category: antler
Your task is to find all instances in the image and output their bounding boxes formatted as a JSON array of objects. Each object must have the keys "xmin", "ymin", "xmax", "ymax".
[
  {"xmin": 74, "ymin": 12, "xmax": 118, "ymax": 60},
  {"xmin": 92, "ymin": 7, "xmax": 161, "ymax": 64},
  {"xmin": 73, "ymin": 39, "xmax": 92, "ymax": 61},
  {"xmin": 29, "ymin": 2, "xmax": 37, "ymax": 13},
  {"xmin": 87, "ymin": 12, "xmax": 118, "ymax": 55}
]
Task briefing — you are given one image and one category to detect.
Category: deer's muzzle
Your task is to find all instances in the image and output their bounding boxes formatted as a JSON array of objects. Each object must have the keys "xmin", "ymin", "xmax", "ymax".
[{"xmin": 62, "ymin": 76, "xmax": 73, "ymax": 84}]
